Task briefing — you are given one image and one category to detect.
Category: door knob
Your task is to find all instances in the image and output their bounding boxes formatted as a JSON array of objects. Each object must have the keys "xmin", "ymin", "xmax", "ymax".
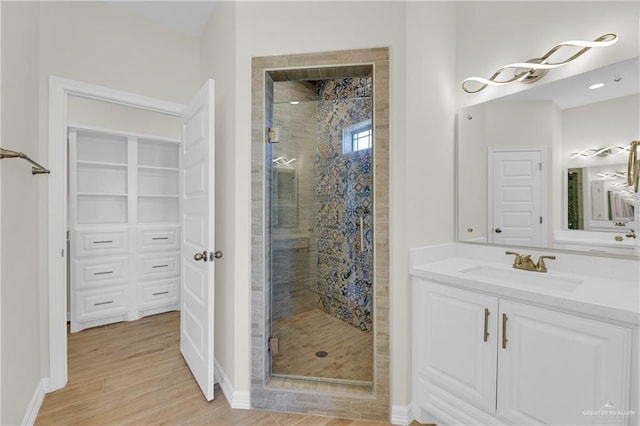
[
  {"xmin": 495, "ymin": 228, "xmax": 503, "ymax": 233},
  {"xmin": 194, "ymin": 250, "xmax": 208, "ymax": 262}
]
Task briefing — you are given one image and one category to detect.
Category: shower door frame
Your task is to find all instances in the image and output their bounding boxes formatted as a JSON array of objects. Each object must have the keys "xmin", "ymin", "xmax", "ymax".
[{"xmin": 251, "ymin": 48, "xmax": 390, "ymax": 420}]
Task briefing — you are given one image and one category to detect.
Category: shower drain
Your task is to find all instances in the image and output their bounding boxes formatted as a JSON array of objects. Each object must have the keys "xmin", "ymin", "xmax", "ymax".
[{"xmin": 315, "ymin": 350, "xmax": 328, "ymax": 358}]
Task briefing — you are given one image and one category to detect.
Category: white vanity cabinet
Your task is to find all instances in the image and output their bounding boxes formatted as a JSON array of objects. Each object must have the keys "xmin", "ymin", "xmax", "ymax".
[
  {"xmin": 69, "ymin": 127, "xmax": 181, "ymax": 332},
  {"xmin": 413, "ymin": 279, "xmax": 632, "ymax": 426}
]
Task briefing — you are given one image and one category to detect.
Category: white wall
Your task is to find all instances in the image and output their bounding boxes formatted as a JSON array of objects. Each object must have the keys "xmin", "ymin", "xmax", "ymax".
[
  {"xmin": 403, "ymin": 1, "xmax": 458, "ymax": 409},
  {"xmin": 68, "ymin": 97, "xmax": 182, "ymax": 140},
  {"xmin": 1, "ymin": 3, "xmax": 43, "ymax": 425}
]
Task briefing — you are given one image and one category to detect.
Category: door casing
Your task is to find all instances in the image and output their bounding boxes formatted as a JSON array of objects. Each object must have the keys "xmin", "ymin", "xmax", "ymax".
[{"xmin": 48, "ymin": 77, "xmax": 184, "ymax": 391}]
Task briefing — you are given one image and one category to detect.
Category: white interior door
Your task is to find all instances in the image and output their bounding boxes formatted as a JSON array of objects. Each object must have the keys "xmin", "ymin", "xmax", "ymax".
[
  {"xmin": 180, "ymin": 79, "xmax": 215, "ymax": 401},
  {"xmin": 489, "ymin": 149, "xmax": 543, "ymax": 246}
]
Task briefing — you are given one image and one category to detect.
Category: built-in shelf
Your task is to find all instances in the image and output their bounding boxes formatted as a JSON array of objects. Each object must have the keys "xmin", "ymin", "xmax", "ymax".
[
  {"xmin": 76, "ymin": 130, "xmax": 127, "ymax": 164},
  {"xmin": 77, "ymin": 160, "xmax": 128, "ymax": 168},
  {"xmin": 137, "ymin": 165, "xmax": 179, "ymax": 172},
  {"xmin": 138, "ymin": 139, "xmax": 179, "ymax": 169},
  {"xmin": 77, "ymin": 195, "xmax": 127, "ymax": 224},
  {"xmin": 138, "ymin": 168, "xmax": 178, "ymax": 197},
  {"xmin": 69, "ymin": 126, "xmax": 181, "ymax": 332},
  {"xmin": 138, "ymin": 197, "xmax": 179, "ymax": 223},
  {"xmin": 78, "ymin": 163, "xmax": 127, "ymax": 195}
]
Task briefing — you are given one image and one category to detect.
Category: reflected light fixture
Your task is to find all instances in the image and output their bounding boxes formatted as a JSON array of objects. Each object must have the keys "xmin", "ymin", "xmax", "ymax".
[
  {"xmin": 272, "ymin": 156, "xmax": 297, "ymax": 165},
  {"xmin": 462, "ymin": 33, "xmax": 618, "ymax": 94},
  {"xmin": 589, "ymin": 83, "xmax": 605, "ymax": 90},
  {"xmin": 569, "ymin": 145, "xmax": 630, "ymax": 159}
]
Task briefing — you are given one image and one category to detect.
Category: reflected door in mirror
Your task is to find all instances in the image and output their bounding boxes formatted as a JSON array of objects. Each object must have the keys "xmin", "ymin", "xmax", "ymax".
[{"xmin": 489, "ymin": 148, "xmax": 544, "ymax": 246}]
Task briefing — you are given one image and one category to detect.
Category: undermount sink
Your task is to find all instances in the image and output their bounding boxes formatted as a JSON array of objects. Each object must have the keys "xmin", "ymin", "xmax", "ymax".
[{"xmin": 459, "ymin": 264, "xmax": 583, "ymax": 292}]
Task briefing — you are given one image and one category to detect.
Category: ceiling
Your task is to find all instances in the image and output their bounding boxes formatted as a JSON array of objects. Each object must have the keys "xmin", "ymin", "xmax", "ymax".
[{"xmin": 109, "ymin": 1, "xmax": 216, "ymax": 38}]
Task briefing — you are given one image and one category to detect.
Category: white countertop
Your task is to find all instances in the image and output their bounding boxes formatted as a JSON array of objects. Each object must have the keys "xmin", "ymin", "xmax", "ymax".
[{"xmin": 410, "ymin": 243, "xmax": 640, "ymax": 325}]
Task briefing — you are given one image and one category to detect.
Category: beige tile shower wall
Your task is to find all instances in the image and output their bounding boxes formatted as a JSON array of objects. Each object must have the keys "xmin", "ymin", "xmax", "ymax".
[{"xmin": 272, "ymin": 81, "xmax": 319, "ymax": 313}]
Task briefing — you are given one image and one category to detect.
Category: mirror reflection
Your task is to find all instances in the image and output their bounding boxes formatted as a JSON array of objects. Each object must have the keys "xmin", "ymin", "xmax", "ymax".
[
  {"xmin": 273, "ymin": 165, "xmax": 298, "ymax": 228},
  {"xmin": 568, "ymin": 164, "xmax": 634, "ymax": 231},
  {"xmin": 457, "ymin": 57, "xmax": 639, "ymax": 256}
]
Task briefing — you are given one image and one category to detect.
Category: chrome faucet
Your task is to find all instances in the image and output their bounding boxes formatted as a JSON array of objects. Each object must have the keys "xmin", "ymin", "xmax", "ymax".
[{"xmin": 506, "ymin": 251, "xmax": 556, "ymax": 273}]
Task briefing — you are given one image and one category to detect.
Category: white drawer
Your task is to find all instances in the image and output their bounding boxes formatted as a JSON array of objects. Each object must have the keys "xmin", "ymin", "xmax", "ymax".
[
  {"xmin": 138, "ymin": 279, "xmax": 179, "ymax": 309},
  {"xmin": 74, "ymin": 228, "xmax": 128, "ymax": 257},
  {"xmin": 72, "ymin": 257, "xmax": 128, "ymax": 290},
  {"xmin": 138, "ymin": 252, "xmax": 180, "ymax": 281},
  {"xmin": 138, "ymin": 226, "xmax": 180, "ymax": 252},
  {"xmin": 74, "ymin": 286, "xmax": 128, "ymax": 323}
]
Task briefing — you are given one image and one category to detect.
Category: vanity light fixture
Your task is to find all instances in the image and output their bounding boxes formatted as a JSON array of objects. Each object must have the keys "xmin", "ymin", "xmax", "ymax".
[
  {"xmin": 588, "ymin": 83, "xmax": 605, "ymax": 90},
  {"xmin": 462, "ymin": 33, "xmax": 618, "ymax": 94},
  {"xmin": 289, "ymin": 101, "xmax": 300, "ymax": 105},
  {"xmin": 569, "ymin": 145, "xmax": 629, "ymax": 159}
]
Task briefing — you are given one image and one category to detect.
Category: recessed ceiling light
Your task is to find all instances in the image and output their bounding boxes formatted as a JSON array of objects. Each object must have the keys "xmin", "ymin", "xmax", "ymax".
[{"xmin": 589, "ymin": 83, "xmax": 605, "ymax": 90}]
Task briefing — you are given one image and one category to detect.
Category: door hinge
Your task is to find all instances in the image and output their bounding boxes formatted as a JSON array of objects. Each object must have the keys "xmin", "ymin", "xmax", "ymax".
[
  {"xmin": 540, "ymin": 216, "xmax": 543, "ymax": 224},
  {"xmin": 267, "ymin": 128, "xmax": 279, "ymax": 143},
  {"xmin": 268, "ymin": 337, "xmax": 279, "ymax": 353}
]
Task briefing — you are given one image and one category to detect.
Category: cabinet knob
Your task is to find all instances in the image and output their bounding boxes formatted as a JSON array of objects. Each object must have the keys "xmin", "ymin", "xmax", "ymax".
[
  {"xmin": 495, "ymin": 228, "xmax": 502, "ymax": 233},
  {"xmin": 194, "ymin": 250, "xmax": 208, "ymax": 262}
]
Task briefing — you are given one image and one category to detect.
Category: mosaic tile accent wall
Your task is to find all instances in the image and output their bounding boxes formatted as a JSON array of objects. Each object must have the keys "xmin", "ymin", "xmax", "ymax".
[{"xmin": 315, "ymin": 77, "xmax": 374, "ymax": 333}]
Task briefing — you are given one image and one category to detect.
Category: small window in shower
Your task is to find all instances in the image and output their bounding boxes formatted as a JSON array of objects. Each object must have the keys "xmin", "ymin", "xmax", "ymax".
[{"xmin": 343, "ymin": 119, "xmax": 372, "ymax": 153}]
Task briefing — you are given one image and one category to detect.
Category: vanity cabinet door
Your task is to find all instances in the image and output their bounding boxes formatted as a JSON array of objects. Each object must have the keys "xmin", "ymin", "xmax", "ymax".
[
  {"xmin": 413, "ymin": 280, "xmax": 499, "ymax": 414},
  {"xmin": 497, "ymin": 300, "xmax": 631, "ymax": 426}
]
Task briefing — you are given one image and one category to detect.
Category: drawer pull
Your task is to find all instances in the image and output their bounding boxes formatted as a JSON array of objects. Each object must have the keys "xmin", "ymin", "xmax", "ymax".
[
  {"xmin": 483, "ymin": 308, "xmax": 490, "ymax": 342},
  {"xmin": 94, "ymin": 300, "xmax": 114, "ymax": 306},
  {"xmin": 93, "ymin": 240, "xmax": 113, "ymax": 244},
  {"xmin": 152, "ymin": 237, "xmax": 169, "ymax": 240},
  {"xmin": 502, "ymin": 313, "xmax": 508, "ymax": 349},
  {"xmin": 152, "ymin": 291, "xmax": 170, "ymax": 296},
  {"xmin": 93, "ymin": 271, "xmax": 114, "ymax": 276},
  {"xmin": 152, "ymin": 264, "xmax": 169, "ymax": 269}
]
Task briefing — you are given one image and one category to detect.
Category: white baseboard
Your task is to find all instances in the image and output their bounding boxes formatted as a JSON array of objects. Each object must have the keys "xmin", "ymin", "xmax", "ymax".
[
  {"xmin": 391, "ymin": 403, "xmax": 414, "ymax": 426},
  {"xmin": 21, "ymin": 378, "xmax": 49, "ymax": 426},
  {"xmin": 214, "ymin": 359, "xmax": 251, "ymax": 410}
]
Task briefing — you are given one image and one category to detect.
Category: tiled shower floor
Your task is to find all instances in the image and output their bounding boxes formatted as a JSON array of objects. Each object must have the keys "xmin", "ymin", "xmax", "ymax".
[{"xmin": 271, "ymin": 309, "xmax": 373, "ymax": 383}]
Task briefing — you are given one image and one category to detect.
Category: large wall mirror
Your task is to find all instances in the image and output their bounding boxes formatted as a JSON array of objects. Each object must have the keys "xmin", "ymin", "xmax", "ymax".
[{"xmin": 457, "ymin": 56, "xmax": 639, "ymax": 257}]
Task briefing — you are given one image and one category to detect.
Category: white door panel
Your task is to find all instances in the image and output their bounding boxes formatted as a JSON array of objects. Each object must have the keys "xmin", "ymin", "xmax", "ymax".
[
  {"xmin": 497, "ymin": 300, "xmax": 631, "ymax": 426},
  {"xmin": 414, "ymin": 281, "xmax": 498, "ymax": 414},
  {"xmin": 489, "ymin": 149, "xmax": 543, "ymax": 246},
  {"xmin": 180, "ymin": 79, "xmax": 215, "ymax": 401}
]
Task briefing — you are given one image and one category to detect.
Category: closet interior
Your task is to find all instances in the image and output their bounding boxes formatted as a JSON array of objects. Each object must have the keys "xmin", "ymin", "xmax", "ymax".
[{"xmin": 68, "ymin": 126, "xmax": 181, "ymax": 332}]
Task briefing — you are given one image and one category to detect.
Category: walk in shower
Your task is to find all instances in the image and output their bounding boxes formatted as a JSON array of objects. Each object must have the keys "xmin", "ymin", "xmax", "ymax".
[
  {"xmin": 268, "ymin": 72, "xmax": 374, "ymax": 385},
  {"xmin": 251, "ymin": 48, "xmax": 389, "ymax": 420}
]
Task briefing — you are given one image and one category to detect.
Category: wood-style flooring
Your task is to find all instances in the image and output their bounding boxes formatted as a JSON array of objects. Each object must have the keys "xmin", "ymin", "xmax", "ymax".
[
  {"xmin": 34, "ymin": 311, "xmax": 393, "ymax": 425},
  {"xmin": 272, "ymin": 309, "xmax": 373, "ymax": 383}
]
